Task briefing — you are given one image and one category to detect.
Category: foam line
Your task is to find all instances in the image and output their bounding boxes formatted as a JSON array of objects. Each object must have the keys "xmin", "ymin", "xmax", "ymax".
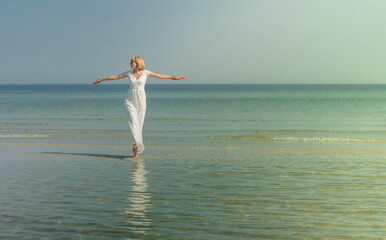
[{"xmin": 0, "ymin": 142, "xmax": 385, "ymax": 154}]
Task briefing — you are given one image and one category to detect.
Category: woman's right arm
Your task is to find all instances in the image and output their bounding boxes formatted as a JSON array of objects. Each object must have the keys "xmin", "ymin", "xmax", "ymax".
[{"xmin": 93, "ymin": 73, "xmax": 127, "ymax": 85}]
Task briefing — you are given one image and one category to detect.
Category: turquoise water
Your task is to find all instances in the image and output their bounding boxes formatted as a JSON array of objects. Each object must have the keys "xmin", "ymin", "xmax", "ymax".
[
  {"xmin": 2, "ymin": 84, "xmax": 386, "ymax": 149},
  {"xmin": 1, "ymin": 84, "xmax": 386, "ymax": 239}
]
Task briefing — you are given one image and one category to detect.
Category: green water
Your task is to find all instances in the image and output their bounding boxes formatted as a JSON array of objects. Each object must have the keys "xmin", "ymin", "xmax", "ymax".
[{"xmin": 0, "ymin": 84, "xmax": 385, "ymax": 239}]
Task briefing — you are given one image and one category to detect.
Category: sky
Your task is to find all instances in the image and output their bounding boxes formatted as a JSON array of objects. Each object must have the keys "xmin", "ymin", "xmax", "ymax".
[{"xmin": 1, "ymin": 0, "xmax": 386, "ymax": 84}]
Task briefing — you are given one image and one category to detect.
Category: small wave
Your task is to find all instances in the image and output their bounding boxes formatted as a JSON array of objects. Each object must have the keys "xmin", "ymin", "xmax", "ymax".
[
  {"xmin": 238, "ymin": 129, "xmax": 386, "ymax": 134},
  {"xmin": 1, "ymin": 128, "xmax": 124, "ymax": 133},
  {"xmin": 1, "ymin": 117, "xmax": 261, "ymax": 123},
  {"xmin": 0, "ymin": 134, "xmax": 49, "ymax": 138},
  {"xmin": 0, "ymin": 117, "xmax": 126, "ymax": 122},
  {"xmin": 2, "ymin": 142, "xmax": 385, "ymax": 155},
  {"xmin": 271, "ymin": 137, "xmax": 386, "ymax": 143},
  {"xmin": 0, "ymin": 91, "xmax": 35, "ymax": 93},
  {"xmin": 147, "ymin": 118, "xmax": 208, "ymax": 122},
  {"xmin": 0, "ymin": 122, "xmax": 46, "ymax": 126},
  {"xmin": 215, "ymin": 135, "xmax": 386, "ymax": 143}
]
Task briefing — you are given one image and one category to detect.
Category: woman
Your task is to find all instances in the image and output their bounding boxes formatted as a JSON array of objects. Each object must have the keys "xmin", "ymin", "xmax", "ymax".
[{"xmin": 93, "ymin": 56, "xmax": 185, "ymax": 157}]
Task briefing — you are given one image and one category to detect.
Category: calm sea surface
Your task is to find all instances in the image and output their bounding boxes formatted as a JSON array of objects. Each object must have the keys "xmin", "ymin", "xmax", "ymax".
[{"xmin": 1, "ymin": 84, "xmax": 385, "ymax": 239}]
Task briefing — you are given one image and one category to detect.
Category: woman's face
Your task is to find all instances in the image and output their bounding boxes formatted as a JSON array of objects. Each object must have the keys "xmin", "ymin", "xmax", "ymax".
[{"xmin": 130, "ymin": 60, "xmax": 137, "ymax": 69}]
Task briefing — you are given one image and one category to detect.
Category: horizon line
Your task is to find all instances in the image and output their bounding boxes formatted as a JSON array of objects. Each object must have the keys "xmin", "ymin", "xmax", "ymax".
[{"xmin": 2, "ymin": 83, "xmax": 386, "ymax": 85}]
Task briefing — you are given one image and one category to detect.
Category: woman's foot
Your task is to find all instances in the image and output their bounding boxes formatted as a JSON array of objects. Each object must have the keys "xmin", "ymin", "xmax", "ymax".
[{"xmin": 133, "ymin": 143, "xmax": 139, "ymax": 157}]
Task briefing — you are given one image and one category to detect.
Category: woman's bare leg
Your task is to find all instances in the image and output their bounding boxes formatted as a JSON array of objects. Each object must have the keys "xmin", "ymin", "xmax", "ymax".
[{"xmin": 133, "ymin": 143, "xmax": 139, "ymax": 157}]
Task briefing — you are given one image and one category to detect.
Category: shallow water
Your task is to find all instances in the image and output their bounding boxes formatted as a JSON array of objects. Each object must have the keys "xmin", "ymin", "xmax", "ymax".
[
  {"xmin": 1, "ymin": 84, "xmax": 386, "ymax": 239},
  {"xmin": 1, "ymin": 145, "xmax": 385, "ymax": 239}
]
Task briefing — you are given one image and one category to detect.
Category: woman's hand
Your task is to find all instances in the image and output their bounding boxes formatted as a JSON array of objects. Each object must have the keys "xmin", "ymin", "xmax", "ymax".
[
  {"xmin": 175, "ymin": 76, "xmax": 186, "ymax": 80},
  {"xmin": 93, "ymin": 79, "xmax": 102, "ymax": 85}
]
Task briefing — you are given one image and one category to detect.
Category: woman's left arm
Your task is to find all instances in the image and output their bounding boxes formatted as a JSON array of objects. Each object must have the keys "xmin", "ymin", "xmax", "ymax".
[{"xmin": 148, "ymin": 72, "xmax": 186, "ymax": 80}]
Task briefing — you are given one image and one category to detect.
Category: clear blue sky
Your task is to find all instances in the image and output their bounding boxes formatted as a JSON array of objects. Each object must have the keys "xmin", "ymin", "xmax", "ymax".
[{"xmin": 1, "ymin": 0, "xmax": 386, "ymax": 84}]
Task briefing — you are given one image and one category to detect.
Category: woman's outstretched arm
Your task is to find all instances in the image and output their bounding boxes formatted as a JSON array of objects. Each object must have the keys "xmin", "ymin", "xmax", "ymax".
[
  {"xmin": 148, "ymin": 72, "xmax": 186, "ymax": 80},
  {"xmin": 93, "ymin": 73, "xmax": 127, "ymax": 85}
]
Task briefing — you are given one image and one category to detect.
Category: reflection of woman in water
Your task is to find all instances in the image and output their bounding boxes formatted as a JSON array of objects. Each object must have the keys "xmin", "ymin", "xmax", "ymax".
[
  {"xmin": 93, "ymin": 56, "xmax": 186, "ymax": 157},
  {"xmin": 125, "ymin": 158, "xmax": 151, "ymax": 235}
]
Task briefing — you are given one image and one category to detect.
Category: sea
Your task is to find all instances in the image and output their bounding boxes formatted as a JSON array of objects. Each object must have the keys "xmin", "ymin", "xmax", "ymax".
[{"xmin": 0, "ymin": 84, "xmax": 385, "ymax": 239}]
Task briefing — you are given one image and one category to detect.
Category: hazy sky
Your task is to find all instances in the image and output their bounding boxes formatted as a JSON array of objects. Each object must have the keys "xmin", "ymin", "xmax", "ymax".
[{"xmin": 1, "ymin": 0, "xmax": 386, "ymax": 84}]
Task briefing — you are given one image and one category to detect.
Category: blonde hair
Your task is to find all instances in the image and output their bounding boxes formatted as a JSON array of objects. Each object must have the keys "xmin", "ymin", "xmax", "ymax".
[{"xmin": 131, "ymin": 56, "xmax": 145, "ymax": 71}]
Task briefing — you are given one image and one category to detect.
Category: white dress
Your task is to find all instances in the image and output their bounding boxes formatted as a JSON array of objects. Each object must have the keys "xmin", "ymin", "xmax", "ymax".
[{"xmin": 123, "ymin": 69, "xmax": 152, "ymax": 154}]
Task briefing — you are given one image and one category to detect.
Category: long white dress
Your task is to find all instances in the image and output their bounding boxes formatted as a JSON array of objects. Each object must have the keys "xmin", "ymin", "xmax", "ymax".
[{"xmin": 123, "ymin": 69, "xmax": 152, "ymax": 154}]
